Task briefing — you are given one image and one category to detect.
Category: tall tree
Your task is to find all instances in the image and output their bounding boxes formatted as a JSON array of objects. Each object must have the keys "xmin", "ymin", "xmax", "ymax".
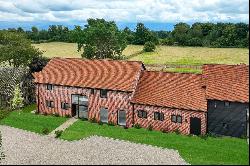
[
  {"xmin": 0, "ymin": 31, "xmax": 42, "ymax": 67},
  {"xmin": 72, "ymin": 18, "xmax": 127, "ymax": 59},
  {"xmin": 133, "ymin": 23, "xmax": 158, "ymax": 45},
  {"xmin": 172, "ymin": 22, "xmax": 191, "ymax": 45}
]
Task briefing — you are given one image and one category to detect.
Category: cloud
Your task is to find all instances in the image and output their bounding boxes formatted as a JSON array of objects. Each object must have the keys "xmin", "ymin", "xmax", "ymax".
[{"xmin": 0, "ymin": 0, "xmax": 248, "ymax": 24}]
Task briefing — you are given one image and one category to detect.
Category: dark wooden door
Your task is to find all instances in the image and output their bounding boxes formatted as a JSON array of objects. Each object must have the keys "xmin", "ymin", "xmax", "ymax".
[
  {"xmin": 190, "ymin": 117, "xmax": 201, "ymax": 135},
  {"xmin": 71, "ymin": 104, "xmax": 77, "ymax": 117}
]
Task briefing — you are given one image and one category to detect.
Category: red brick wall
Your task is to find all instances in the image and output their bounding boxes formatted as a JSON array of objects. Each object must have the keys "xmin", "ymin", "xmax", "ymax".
[
  {"xmin": 133, "ymin": 104, "xmax": 207, "ymax": 135},
  {"xmin": 36, "ymin": 84, "xmax": 134, "ymax": 127}
]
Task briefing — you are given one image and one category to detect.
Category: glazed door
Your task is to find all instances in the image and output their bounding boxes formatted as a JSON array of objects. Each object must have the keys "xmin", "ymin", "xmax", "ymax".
[{"xmin": 118, "ymin": 110, "xmax": 126, "ymax": 126}]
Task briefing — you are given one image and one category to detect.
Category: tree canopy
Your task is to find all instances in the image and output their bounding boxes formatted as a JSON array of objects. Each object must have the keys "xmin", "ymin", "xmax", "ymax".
[
  {"xmin": 71, "ymin": 18, "xmax": 127, "ymax": 59},
  {"xmin": 0, "ymin": 31, "xmax": 42, "ymax": 67}
]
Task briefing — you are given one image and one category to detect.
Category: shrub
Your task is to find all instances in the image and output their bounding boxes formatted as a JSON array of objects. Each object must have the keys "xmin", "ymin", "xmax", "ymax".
[
  {"xmin": 147, "ymin": 124, "xmax": 153, "ymax": 131},
  {"xmin": 65, "ymin": 114, "xmax": 71, "ymax": 118},
  {"xmin": 143, "ymin": 41, "xmax": 156, "ymax": 52},
  {"xmin": 89, "ymin": 117, "xmax": 97, "ymax": 123},
  {"xmin": 123, "ymin": 126, "xmax": 128, "ymax": 129},
  {"xmin": 174, "ymin": 129, "xmax": 181, "ymax": 135},
  {"xmin": 0, "ymin": 110, "xmax": 11, "ymax": 120},
  {"xmin": 161, "ymin": 128, "xmax": 169, "ymax": 133},
  {"xmin": 108, "ymin": 121, "xmax": 115, "ymax": 126},
  {"xmin": 42, "ymin": 128, "xmax": 49, "ymax": 135},
  {"xmin": 55, "ymin": 130, "xmax": 63, "ymax": 138},
  {"xmin": 54, "ymin": 113, "xmax": 60, "ymax": 117},
  {"xmin": 98, "ymin": 121, "xmax": 103, "ymax": 125},
  {"xmin": 134, "ymin": 123, "xmax": 141, "ymax": 129},
  {"xmin": 43, "ymin": 112, "xmax": 48, "ymax": 116}
]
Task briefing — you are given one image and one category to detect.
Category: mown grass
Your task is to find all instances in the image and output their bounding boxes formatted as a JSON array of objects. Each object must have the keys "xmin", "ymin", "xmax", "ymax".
[
  {"xmin": 0, "ymin": 104, "xmax": 67, "ymax": 134},
  {"xmin": 60, "ymin": 120, "xmax": 249, "ymax": 165},
  {"xmin": 33, "ymin": 42, "xmax": 249, "ymax": 66}
]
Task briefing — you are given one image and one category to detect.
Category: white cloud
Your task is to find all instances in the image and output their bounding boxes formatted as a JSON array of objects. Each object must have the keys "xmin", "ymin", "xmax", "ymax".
[{"xmin": 0, "ymin": 0, "xmax": 248, "ymax": 23}]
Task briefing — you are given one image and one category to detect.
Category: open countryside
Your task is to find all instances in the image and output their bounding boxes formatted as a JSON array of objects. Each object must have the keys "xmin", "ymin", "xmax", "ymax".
[{"xmin": 33, "ymin": 42, "xmax": 249, "ymax": 73}]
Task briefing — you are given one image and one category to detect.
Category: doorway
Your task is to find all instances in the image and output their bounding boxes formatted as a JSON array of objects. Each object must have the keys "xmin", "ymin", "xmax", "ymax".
[
  {"xmin": 71, "ymin": 94, "xmax": 88, "ymax": 119},
  {"xmin": 190, "ymin": 117, "xmax": 201, "ymax": 135}
]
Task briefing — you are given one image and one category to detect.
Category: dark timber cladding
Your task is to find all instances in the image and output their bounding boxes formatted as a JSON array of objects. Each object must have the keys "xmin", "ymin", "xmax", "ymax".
[{"xmin": 208, "ymin": 100, "xmax": 248, "ymax": 137}]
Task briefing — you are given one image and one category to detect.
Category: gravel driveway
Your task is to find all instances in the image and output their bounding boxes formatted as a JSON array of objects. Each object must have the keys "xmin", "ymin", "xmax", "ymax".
[{"xmin": 0, "ymin": 125, "xmax": 187, "ymax": 165}]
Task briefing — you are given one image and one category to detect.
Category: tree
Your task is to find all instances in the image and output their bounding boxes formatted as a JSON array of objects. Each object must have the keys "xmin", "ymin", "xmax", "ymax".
[
  {"xmin": 0, "ymin": 31, "xmax": 42, "ymax": 67},
  {"xmin": 172, "ymin": 22, "xmax": 191, "ymax": 45},
  {"xmin": 123, "ymin": 27, "xmax": 135, "ymax": 44},
  {"xmin": 143, "ymin": 41, "xmax": 156, "ymax": 52},
  {"xmin": 133, "ymin": 23, "xmax": 158, "ymax": 45},
  {"xmin": 28, "ymin": 56, "xmax": 50, "ymax": 73},
  {"xmin": 11, "ymin": 84, "xmax": 24, "ymax": 110},
  {"xmin": 72, "ymin": 18, "xmax": 127, "ymax": 59}
]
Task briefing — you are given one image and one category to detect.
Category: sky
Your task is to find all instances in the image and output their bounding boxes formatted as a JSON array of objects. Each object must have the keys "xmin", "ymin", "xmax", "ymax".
[{"xmin": 0, "ymin": 0, "xmax": 249, "ymax": 31}]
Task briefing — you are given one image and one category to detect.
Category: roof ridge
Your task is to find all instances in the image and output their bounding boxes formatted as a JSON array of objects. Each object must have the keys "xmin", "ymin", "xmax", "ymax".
[
  {"xmin": 143, "ymin": 70, "xmax": 202, "ymax": 76},
  {"xmin": 51, "ymin": 57, "xmax": 143, "ymax": 64}
]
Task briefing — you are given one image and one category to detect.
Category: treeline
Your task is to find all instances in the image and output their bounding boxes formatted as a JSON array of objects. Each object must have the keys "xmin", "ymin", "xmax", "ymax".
[{"xmin": 4, "ymin": 22, "xmax": 249, "ymax": 48}]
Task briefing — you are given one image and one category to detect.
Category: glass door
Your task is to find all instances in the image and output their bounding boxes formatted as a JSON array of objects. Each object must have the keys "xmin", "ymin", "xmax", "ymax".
[
  {"xmin": 118, "ymin": 110, "xmax": 126, "ymax": 126},
  {"xmin": 71, "ymin": 94, "xmax": 88, "ymax": 119}
]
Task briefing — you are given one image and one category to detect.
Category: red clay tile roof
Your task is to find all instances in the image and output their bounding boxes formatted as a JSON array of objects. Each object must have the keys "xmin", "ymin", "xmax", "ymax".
[
  {"xmin": 202, "ymin": 64, "xmax": 249, "ymax": 103},
  {"xmin": 33, "ymin": 58, "xmax": 144, "ymax": 92},
  {"xmin": 131, "ymin": 71, "xmax": 207, "ymax": 111}
]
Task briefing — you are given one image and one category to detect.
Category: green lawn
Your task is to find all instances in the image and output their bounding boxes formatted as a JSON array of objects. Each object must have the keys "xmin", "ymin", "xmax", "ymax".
[
  {"xmin": 0, "ymin": 105, "xmax": 67, "ymax": 134},
  {"xmin": 61, "ymin": 120, "xmax": 249, "ymax": 165}
]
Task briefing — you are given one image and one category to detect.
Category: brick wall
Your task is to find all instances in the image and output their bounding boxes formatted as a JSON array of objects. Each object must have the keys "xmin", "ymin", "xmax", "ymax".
[
  {"xmin": 36, "ymin": 84, "xmax": 134, "ymax": 127},
  {"xmin": 133, "ymin": 104, "xmax": 207, "ymax": 135}
]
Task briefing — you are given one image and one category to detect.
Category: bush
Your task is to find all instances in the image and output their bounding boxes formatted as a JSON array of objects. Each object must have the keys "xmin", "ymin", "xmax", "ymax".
[
  {"xmin": 0, "ymin": 110, "xmax": 11, "ymax": 120},
  {"xmin": 65, "ymin": 114, "xmax": 71, "ymax": 118},
  {"xmin": 55, "ymin": 130, "xmax": 63, "ymax": 138},
  {"xmin": 174, "ymin": 129, "xmax": 181, "ymax": 135},
  {"xmin": 161, "ymin": 128, "xmax": 169, "ymax": 133},
  {"xmin": 54, "ymin": 113, "xmax": 60, "ymax": 117},
  {"xmin": 89, "ymin": 117, "xmax": 97, "ymax": 123},
  {"xmin": 147, "ymin": 124, "xmax": 153, "ymax": 131},
  {"xmin": 43, "ymin": 112, "xmax": 48, "ymax": 116},
  {"xmin": 143, "ymin": 41, "xmax": 156, "ymax": 52},
  {"xmin": 108, "ymin": 121, "xmax": 115, "ymax": 126},
  {"xmin": 123, "ymin": 126, "xmax": 128, "ymax": 129},
  {"xmin": 98, "ymin": 121, "xmax": 103, "ymax": 125},
  {"xmin": 42, "ymin": 128, "xmax": 49, "ymax": 135},
  {"xmin": 134, "ymin": 123, "xmax": 141, "ymax": 129}
]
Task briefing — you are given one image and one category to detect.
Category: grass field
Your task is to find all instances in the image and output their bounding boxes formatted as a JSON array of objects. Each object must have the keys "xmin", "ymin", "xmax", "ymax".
[
  {"xmin": 33, "ymin": 42, "xmax": 249, "ymax": 73},
  {"xmin": 60, "ymin": 120, "xmax": 249, "ymax": 165},
  {"xmin": 0, "ymin": 105, "xmax": 67, "ymax": 134}
]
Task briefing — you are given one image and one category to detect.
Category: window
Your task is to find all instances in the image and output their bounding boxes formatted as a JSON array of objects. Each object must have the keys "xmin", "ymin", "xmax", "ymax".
[
  {"xmin": 224, "ymin": 101, "xmax": 230, "ymax": 107},
  {"xmin": 46, "ymin": 84, "xmax": 53, "ymax": 90},
  {"xmin": 61, "ymin": 102, "xmax": 69, "ymax": 110},
  {"xmin": 91, "ymin": 89, "xmax": 95, "ymax": 95},
  {"xmin": 177, "ymin": 115, "xmax": 182, "ymax": 123},
  {"xmin": 46, "ymin": 100, "xmax": 54, "ymax": 108},
  {"xmin": 171, "ymin": 115, "xmax": 182, "ymax": 123},
  {"xmin": 171, "ymin": 115, "xmax": 177, "ymax": 123},
  {"xmin": 100, "ymin": 89, "xmax": 108, "ymax": 98},
  {"xmin": 154, "ymin": 112, "xmax": 164, "ymax": 121},
  {"xmin": 137, "ymin": 110, "xmax": 147, "ymax": 118}
]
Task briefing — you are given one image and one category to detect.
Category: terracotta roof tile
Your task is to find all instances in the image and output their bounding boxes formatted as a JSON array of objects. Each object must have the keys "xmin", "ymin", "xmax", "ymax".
[
  {"xmin": 131, "ymin": 71, "xmax": 207, "ymax": 111},
  {"xmin": 202, "ymin": 64, "xmax": 249, "ymax": 103},
  {"xmin": 33, "ymin": 58, "xmax": 143, "ymax": 92}
]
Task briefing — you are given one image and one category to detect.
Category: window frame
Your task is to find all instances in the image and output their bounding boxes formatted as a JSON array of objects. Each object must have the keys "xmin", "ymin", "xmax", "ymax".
[
  {"xmin": 177, "ymin": 115, "xmax": 182, "ymax": 123},
  {"xmin": 171, "ymin": 115, "xmax": 177, "ymax": 123},
  {"xmin": 224, "ymin": 101, "xmax": 230, "ymax": 107},
  {"xmin": 46, "ymin": 100, "xmax": 54, "ymax": 108},
  {"xmin": 100, "ymin": 89, "xmax": 108, "ymax": 98},
  {"xmin": 154, "ymin": 112, "xmax": 164, "ymax": 121},
  {"xmin": 46, "ymin": 84, "xmax": 53, "ymax": 91},
  {"xmin": 61, "ymin": 102, "xmax": 69, "ymax": 110},
  {"xmin": 137, "ymin": 110, "xmax": 147, "ymax": 119}
]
